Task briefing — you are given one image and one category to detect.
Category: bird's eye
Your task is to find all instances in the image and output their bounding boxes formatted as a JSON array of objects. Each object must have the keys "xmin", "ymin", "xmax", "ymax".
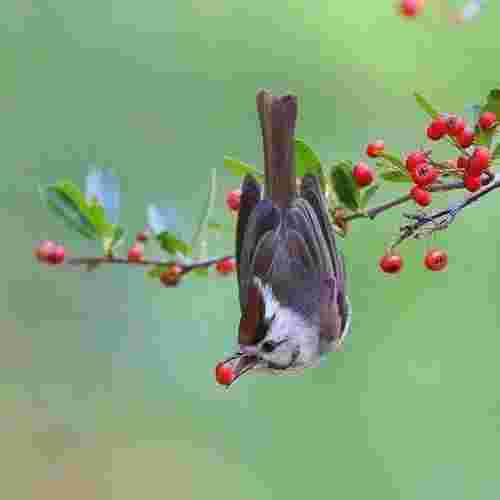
[{"xmin": 261, "ymin": 340, "xmax": 278, "ymax": 353}]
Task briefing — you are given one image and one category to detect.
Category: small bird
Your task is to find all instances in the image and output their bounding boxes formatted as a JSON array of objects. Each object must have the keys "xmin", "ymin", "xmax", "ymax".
[{"xmin": 220, "ymin": 90, "xmax": 351, "ymax": 384}]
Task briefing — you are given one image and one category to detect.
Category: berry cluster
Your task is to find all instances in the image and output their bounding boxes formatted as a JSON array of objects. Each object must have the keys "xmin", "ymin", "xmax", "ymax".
[
  {"xmin": 376, "ymin": 111, "xmax": 497, "ymax": 274},
  {"xmin": 34, "ymin": 240, "xmax": 65, "ymax": 265},
  {"xmin": 423, "ymin": 111, "xmax": 496, "ymax": 194}
]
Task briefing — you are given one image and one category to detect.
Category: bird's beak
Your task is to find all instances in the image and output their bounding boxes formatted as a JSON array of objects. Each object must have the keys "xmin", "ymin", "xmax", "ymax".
[{"xmin": 225, "ymin": 353, "xmax": 259, "ymax": 386}]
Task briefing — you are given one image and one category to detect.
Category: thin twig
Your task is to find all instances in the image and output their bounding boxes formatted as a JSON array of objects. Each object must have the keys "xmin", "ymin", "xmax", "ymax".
[
  {"xmin": 67, "ymin": 255, "xmax": 233, "ymax": 272},
  {"xmin": 391, "ymin": 173, "xmax": 500, "ymax": 248},
  {"xmin": 345, "ymin": 176, "xmax": 487, "ymax": 222}
]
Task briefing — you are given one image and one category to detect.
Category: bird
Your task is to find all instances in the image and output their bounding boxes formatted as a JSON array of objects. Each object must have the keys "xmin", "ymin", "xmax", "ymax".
[{"xmin": 220, "ymin": 90, "xmax": 351, "ymax": 385}]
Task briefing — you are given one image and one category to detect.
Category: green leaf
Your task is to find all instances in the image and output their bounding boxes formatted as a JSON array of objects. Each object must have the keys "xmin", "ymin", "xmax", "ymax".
[
  {"xmin": 294, "ymin": 138, "xmax": 327, "ymax": 190},
  {"xmin": 41, "ymin": 181, "xmax": 98, "ymax": 239},
  {"xmin": 223, "ymin": 156, "xmax": 264, "ymax": 182},
  {"xmin": 360, "ymin": 184, "xmax": 380, "ymax": 209},
  {"xmin": 377, "ymin": 151, "xmax": 406, "ymax": 171},
  {"xmin": 157, "ymin": 231, "xmax": 192, "ymax": 256},
  {"xmin": 87, "ymin": 198, "xmax": 113, "ymax": 238},
  {"xmin": 330, "ymin": 161, "xmax": 359, "ymax": 211},
  {"xmin": 414, "ymin": 92, "xmax": 439, "ymax": 119},
  {"xmin": 295, "ymin": 138, "xmax": 321, "ymax": 175},
  {"xmin": 85, "ymin": 168, "xmax": 120, "ymax": 225},
  {"xmin": 103, "ymin": 225, "xmax": 125, "ymax": 255},
  {"xmin": 492, "ymin": 143, "xmax": 500, "ymax": 162},
  {"xmin": 482, "ymin": 89, "xmax": 500, "ymax": 116},
  {"xmin": 380, "ymin": 170, "xmax": 412, "ymax": 183},
  {"xmin": 191, "ymin": 169, "xmax": 217, "ymax": 261}
]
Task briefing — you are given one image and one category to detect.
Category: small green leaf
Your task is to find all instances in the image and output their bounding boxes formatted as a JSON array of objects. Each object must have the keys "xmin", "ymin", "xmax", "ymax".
[
  {"xmin": 294, "ymin": 138, "xmax": 326, "ymax": 190},
  {"xmin": 380, "ymin": 170, "xmax": 412, "ymax": 183},
  {"xmin": 41, "ymin": 181, "xmax": 97, "ymax": 239},
  {"xmin": 414, "ymin": 92, "xmax": 439, "ymax": 119},
  {"xmin": 482, "ymin": 89, "xmax": 500, "ymax": 116},
  {"xmin": 492, "ymin": 143, "xmax": 500, "ymax": 162},
  {"xmin": 223, "ymin": 156, "xmax": 264, "ymax": 182},
  {"xmin": 86, "ymin": 168, "xmax": 120, "ymax": 225},
  {"xmin": 104, "ymin": 225, "xmax": 125, "ymax": 255},
  {"xmin": 377, "ymin": 151, "xmax": 406, "ymax": 171},
  {"xmin": 295, "ymin": 138, "xmax": 321, "ymax": 175},
  {"xmin": 191, "ymin": 169, "xmax": 217, "ymax": 261},
  {"xmin": 87, "ymin": 198, "xmax": 113, "ymax": 238},
  {"xmin": 360, "ymin": 184, "xmax": 380, "ymax": 209},
  {"xmin": 157, "ymin": 231, "xmax": 192, "ymax": 256},
  {"xmin": 330, "ymin": 161, "xmax": 359, "ymax": 211}
]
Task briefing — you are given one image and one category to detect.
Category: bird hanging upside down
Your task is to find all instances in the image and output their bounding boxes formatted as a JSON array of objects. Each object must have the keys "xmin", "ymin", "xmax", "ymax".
[{"xmin": 218, "ymin": 90, "xmax": 352, "ymax": 386}]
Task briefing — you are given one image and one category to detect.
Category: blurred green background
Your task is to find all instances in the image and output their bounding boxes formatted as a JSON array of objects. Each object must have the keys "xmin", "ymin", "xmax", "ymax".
[{"xmin": 3, "ymin": 0, "xmax": 500, "ymax": 498}]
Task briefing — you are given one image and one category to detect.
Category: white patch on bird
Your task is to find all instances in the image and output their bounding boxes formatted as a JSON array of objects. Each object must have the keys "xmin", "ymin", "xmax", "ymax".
[{"xmin": 253, "ymin": 277, "xmax": 280, "ymax": 321}]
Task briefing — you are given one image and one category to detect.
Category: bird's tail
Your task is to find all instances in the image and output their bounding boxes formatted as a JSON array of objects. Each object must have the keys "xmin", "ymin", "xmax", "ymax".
[{"xmin": 256, "ymin": 90, "xmax": 297, "ymax": 209}]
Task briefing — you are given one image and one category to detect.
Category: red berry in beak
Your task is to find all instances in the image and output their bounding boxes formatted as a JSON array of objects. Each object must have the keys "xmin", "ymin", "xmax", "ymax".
[{"xmin": 215, "ymin": 362, "xmax": 235, "ymax": 386}]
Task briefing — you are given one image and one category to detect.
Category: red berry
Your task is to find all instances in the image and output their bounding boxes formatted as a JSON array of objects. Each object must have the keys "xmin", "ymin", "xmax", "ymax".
[
  {"xmin": 411, "ymin": 163, "xmax": 438, "ymax": 187},
  {"xmin": 424, "ymin": 249, "xmax": 448, "ymax": 272},
  {"xmin": 456, "ymin": 127, "xmax": 475, "ymax": 148},
  {"xmin": 399, "ymin": 0, "xmax": 425, "ymax": 17},
  {"xmin": 379, "ymin": 254, "xmax": 403, "ymax": 274},
  {"xmin": 457, "ymin": 156, "xmax": 469, "ymax": 170},
  {"xmin": 34, "ymin": 240, "xmax": 56, "ymax": 263},
  {"xmin": 352, "ymin": 162, "xmax": 374, "ymax": 187},
  {"xmin": 215, "ymin": 362, "xmax": 234, "ymax": 386},
  {"xmin": 406, "ymin": 151, "xmax": 427, "ymax": 172},
  {"xmin": 226, "ymin": 189, "xmax": 241, "ymax": 212},
  {"xmin": 467, "ymin": 146, "xmax": 490, "ymax": 176},
  {"xmin": 215, "ymin": 257, "xmax": 236, "ymax": 275},
  {"xmin": 366, "ymin": 140, "xmax": 384, "ymax": 158},
  {"xmin": 136, "ymin": 231, "xmax": 149, "ymax": 243},
  {"xmin": 427, "ymin": 117, "xmax": 447, "ymax": 141},
  {"xmin": 478, "ymin": 111, "xmax": 497, "ymax": 130},
  {"xmin": 410, "ymin": 186, "xmax": 432, "ymax": 207},
  {"xmin": 127, "ymin": 243, "xmax": 143, "ymax": 263},
  {"xmin": 445, "ymin": 115, "xmax": 466, "ymax": 137},
  {"xmin": 464, "ymin": 175, "xmax": 481, "ymax": 192},
  {"xmin": 159, "ymin": 264, "xmax": 183, "ymax": 287},
  {"xmin": 47, "ymin": 244, "xmax": 65, "ymax": 265}
]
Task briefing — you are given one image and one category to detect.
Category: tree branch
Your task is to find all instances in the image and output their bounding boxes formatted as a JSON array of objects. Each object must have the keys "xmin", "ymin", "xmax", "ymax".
[
  {"xmin": 391, "ymin": 173, "xmax": 500, "ymax": 248},
  {"xmin": 67, "ymin": 255, "xmax": 233, "ymax": 273}
]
